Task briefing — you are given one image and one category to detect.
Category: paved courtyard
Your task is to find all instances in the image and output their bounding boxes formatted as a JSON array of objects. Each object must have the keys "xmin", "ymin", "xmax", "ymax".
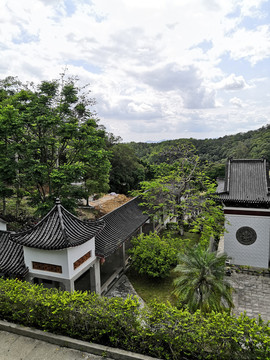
[{"xmin": 229, "ymin": 272, "xmax": 270, "ymax": 321}]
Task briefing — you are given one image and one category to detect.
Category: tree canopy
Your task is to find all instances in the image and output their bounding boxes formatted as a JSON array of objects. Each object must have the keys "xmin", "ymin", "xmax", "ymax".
[
  {"xmin": 130, "ymin": 124, "xmax": 270, "ymax": 181},
  {"xmin": 133, "ymin": 144, "xmax": 225, "ymax": 247},
  {"xmin": 0, "ymin": 75, "xmax": 111, "ymax": 215},
  {"xmin": 109, "ymin": 143, "xmax": 145, "ymax": 194}
]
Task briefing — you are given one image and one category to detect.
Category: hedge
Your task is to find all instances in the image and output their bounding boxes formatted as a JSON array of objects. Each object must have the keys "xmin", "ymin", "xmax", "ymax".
[{"xmin": 0, "ymin": 278, "xmax": 269, "ymax": 359}]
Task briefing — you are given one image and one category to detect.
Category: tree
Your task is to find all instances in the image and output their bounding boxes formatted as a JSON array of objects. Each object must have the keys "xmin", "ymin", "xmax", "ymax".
[
  {"xmin": 133, "ymin": 144, "xmax": 225, "ymax": 245},
  {"xmin": 130, "ymin": 232, "xmax": 178, "ymax": 278},
  {"xmin": 109, "ymin": 143, "xmax": 145, "ymax": 194},
  {"xmin": 173, "ymin": 247, "xmax": 234, "ymax": 313},
  {"xmin": 0, "ymin": 75, "xmax": 111, "ymax": 215}
]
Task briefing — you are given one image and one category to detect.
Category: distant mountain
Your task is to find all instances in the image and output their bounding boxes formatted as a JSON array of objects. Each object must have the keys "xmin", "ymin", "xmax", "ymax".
[{"xmin": 129, "ymin": 124, "xmax": 270, "ymax": 165}]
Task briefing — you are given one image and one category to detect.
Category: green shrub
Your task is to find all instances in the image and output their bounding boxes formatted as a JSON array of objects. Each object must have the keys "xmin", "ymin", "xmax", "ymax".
[
  {"xmin": 0, "ymin": 278, "xmax": 269, "ymax": 360},
  {"xmin": 130, "ymin": 232, "xmax": 178, "ymax": 278},
  {"xmin": 139, "ymin": 300, "xmax": 270, "ymax": 360},
  {"xmin": 0, "ymin": 278, "xmax": 141, "ymax": 351}
]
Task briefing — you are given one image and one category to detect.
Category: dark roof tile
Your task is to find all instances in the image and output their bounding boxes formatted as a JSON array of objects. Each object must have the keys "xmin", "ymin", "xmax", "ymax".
[
  {"xmin": 11, "ymin": 200, "xmax": 105, "ymax": 250},
  {"xmin": 96, "ymin": 197, "xmax": 149, "ymax": 258},
  {"xmin": 0, "ymin": 231, "xmax": 28, "ymax": 276},
  {"xmin": 218, "ymin": 159, "xmax": 270, "ymax": 204}
]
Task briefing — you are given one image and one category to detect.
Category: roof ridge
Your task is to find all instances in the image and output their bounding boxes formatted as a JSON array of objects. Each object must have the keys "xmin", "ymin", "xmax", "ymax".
[
  {"xmin": 11, "ymin": 201, "xmax": 60, "ymax": 238},
  {"xmin": 55, "ymin": 199, "xmax": 68, "ymax": 243},
  {"xmin": 230, "ymin": 158, "xmax": 265, "ymax": 162}
]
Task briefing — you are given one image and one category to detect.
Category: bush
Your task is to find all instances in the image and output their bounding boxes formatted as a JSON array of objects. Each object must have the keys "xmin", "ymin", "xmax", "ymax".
[
  {"xmin": 0, "ymin": 278, "xmax": 140, "ymax": 351},
  {"xmin": 130, "ymin": 232, "xmax": 178, "ymax": 278},
  {"xmin": 0, "ymin": 278, "xmax": 269, "ymax": 359},
  {"xmin": 139, "ymin": 300, "xmax": 270, "ymax": 360}
]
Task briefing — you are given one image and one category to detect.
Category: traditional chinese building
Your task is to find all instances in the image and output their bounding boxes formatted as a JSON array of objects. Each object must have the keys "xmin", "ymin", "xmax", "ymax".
[
  {"xmin": 217, "ymin": 158, "xmax": 270, "ymax": 268},
  {"xmin": 0, "ymin": 197, "xmax": 150, "ymax": 294}
]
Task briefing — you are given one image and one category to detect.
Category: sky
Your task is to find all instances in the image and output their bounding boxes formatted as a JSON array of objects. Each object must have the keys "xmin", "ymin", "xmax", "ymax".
[{"xmin": 1, "ymin": 0, "xmax": 270, "ymax": 142}]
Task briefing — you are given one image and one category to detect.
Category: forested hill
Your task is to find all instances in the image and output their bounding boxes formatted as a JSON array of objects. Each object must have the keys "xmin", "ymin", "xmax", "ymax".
[{"xmin": 129, "ymin": 124, "xmax": 270, "ymax": 164}]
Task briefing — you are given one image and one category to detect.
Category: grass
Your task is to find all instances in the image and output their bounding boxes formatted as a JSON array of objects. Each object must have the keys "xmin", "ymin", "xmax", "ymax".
[
  {"xmin": 126, "ymin": 267, "xmax": 179, "ymax": 305},
  {"xmin": 127, "ymin": 230, "xmax": 200, "ymax": 306}
]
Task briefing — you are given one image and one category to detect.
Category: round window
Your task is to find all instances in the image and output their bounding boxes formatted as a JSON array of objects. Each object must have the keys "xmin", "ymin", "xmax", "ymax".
[{"xmin": 236, "ymin": 226, "xmax": 257, "ymax": 245}]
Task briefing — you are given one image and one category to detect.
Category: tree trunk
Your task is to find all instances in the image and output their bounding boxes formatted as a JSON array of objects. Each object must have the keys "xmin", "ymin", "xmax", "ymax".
[{"xmin": 2, "ymin": 197, "xmax": 6, "ymax": 216}]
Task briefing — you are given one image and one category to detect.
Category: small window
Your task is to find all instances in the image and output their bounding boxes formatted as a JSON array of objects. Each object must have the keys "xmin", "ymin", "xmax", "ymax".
[
  {"xmin": 32, "ymin": 261, "xmax": 62, "ymax": 273},
  {"xmin": 73, "ymin": 251, "xmax": 91, "ymax": 270}
]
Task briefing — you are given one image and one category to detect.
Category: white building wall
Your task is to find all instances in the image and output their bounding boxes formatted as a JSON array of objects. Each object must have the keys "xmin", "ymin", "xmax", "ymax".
[
  {"xmin": 0, "ymin": 219, "xmax": 7, "ymax": 231},
  {"xmin": 224, "ymin": 211, "xmax": 270, "ymax": 268},
  {"xmin": 24, "ymin": 237, "xmax": 96, "ymax": 280},
  {"xmin": 24, "ymin": 247, "xmax": 69, "ymax": 278},
  {"xmin": 67, "ymin": 237, "xmax": 96, "ymax": 279}
]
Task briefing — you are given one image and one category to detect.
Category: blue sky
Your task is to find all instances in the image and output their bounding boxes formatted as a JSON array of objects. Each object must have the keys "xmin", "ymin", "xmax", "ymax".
[{"xmin": 1, "ymin": 0, "xmax": 270, "ymax": 142}]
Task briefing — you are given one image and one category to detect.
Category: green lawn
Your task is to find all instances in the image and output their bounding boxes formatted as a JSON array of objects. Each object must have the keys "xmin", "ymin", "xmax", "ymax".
[
  {"xmin": 127, "ymin": 231, "xmax": 200, "ymax": 306},
  {"xmin": 126, "ymin": 267, "xmax": 179, "ymax": 305}
]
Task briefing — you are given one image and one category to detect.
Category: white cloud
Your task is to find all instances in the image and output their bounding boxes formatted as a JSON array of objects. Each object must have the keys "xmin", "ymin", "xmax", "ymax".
[
  {"xmin": 217, "ymin": 74, "xmax": 248, "ymax": 91},
  {"xmin": 227, "ymin": 25, "xmax": 270, "ymax": 65},
  {"xmin": 0, "ymin": 0, "xmax": 269, "ymax": 141},
  {"xmin": 230, "ymin": 97, "xmax": 244, "ymax": 108}
]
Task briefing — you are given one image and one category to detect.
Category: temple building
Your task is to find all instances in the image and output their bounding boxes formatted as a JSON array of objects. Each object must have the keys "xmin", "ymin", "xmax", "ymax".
[
  {"xmin": 0, "ymin": 197, "xmax": 150, "ymax": 294},
  {"xmin": 217, "ymin": 158, "xmax": 270, "ymax": 268}
]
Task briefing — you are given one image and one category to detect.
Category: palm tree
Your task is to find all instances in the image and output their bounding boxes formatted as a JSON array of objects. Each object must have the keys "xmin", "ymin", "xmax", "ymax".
[{"xmin": 173, "ymin": 247, "xmax": 234, "ymax": 313}]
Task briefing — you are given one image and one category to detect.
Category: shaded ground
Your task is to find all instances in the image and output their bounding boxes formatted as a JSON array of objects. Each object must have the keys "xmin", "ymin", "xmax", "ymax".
[{"xmin": 106, "ymin": 274, "xmax": 145, "ymax": 309}]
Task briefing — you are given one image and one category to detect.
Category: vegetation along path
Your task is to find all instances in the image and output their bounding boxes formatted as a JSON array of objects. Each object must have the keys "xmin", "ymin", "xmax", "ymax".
[{"xmin": 109, "ymin": 272, "xmax": 270, "ymax": 322}]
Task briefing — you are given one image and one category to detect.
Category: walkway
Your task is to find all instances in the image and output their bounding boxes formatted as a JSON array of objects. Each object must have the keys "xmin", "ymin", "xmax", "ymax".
[
  {"xmin": 0, "ymin": 320, "xmax": 158, "ymax": 360},
  {"xmin": 0, "ymin": 330, "xmax": 112, "ymax": 360},
  {"xmin": 229, "ymin": 272, "xmax": 270, "ymax": 321}
]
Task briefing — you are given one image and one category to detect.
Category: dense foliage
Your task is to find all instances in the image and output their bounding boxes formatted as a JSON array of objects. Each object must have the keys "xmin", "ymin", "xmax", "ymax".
[
  {"xmin": 129, "ymin": 124, "xmax": 270, "ymax": 164},
  {"xmin": 109, "ymin": 143, "xmax": 145, "ymax": 194},
  {"xmin": 130, "ymin": 232, "xmax": 179, "ymax": 278},
  {"xmin": 0, "ymin": 75, "xmax": 111, "ymax": 215},
  {"xmin": 0, "ymin": 278, "xmax": 269, "ymax": 360},
  {"xmin": 173, "ymin": 247, "xmax": 234, "ymax": 313},
  {"xmin": 133, "ymin": 144, "xmax": 225, "ymax": 246}
]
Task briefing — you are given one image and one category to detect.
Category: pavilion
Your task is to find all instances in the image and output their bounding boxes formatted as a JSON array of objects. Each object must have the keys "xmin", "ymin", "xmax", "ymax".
[{"xmin": 0, "ymin": 197, "xmax": 150, "ymax": 294}]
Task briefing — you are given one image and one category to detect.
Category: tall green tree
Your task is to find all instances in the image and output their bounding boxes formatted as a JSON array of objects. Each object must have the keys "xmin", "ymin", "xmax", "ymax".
[
  {"xmin": 0, "ymin": 75, "xmax": 111, "ymax": 214},
  {"xmin": 109, "ymin": 143, "xmax": 145, "ymax": 194},
  {"xmin": 173, "ymin": 247, "xmax": 234, "ymax": 313},
  {"xmin": 133, "ymin": 144, "xmax": 225, "ymax": 245},
  {"xmin": 0, "ymin": 104, "xmax": 21, "ymax": 215}
]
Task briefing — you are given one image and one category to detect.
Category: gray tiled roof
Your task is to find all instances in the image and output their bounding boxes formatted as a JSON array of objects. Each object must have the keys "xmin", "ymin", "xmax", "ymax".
[
  {"xmin": 217, "ymin": 159, "xmax": 270, "ymax": 204},
  {"xmin": 95, "ymin": 197, "xmax": 149, "ymax": 258},
  {"xmin": 1, "ymin": 197, "xmax": 149, "ymax": 276},
  {"xmin": 0, "ymin": 231, "xmax": 28, "ymax": 277},
  {"xmin": 11, "ymin": 199, "xmax": 105, "ymax": 250}
]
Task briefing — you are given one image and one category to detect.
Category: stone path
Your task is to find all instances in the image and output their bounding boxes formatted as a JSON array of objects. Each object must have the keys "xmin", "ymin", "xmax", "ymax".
[
  {"xmin": 106, "ymin": 274, "xmax": 145, "ymax": 308},
  {"xmin": 229, "ymin": 272, "xmax": 270, "ymax": 321},
  {"xmin": 108, "ymin": 273, "xmax": 270, "ymax": 322}
]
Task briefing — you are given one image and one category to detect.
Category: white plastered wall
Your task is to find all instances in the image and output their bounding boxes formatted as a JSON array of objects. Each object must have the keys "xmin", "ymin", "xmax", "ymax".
[
  {"xmin": 224, "ymin": 209, "xmax": 270, "ymax": 268},
  {"xmin": 24, "ymin": 237, "xmax": 96, "ymax": 280},
  {"xmin": 0, "ymin": 219, "xmax": 7, "ymax": 231}
]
